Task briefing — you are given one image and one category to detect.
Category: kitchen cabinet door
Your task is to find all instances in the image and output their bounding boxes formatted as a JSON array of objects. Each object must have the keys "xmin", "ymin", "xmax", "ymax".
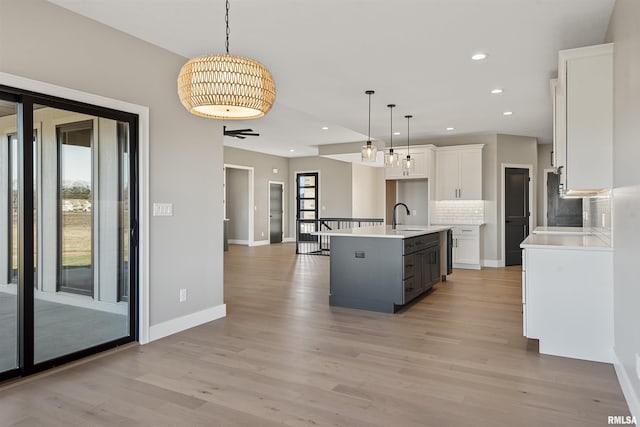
[
  {"xmin": 453, "ymin": 236, "xmax": 478, "ymax": 265},
  {"xmin": 435, "ymin": 150, "xmax": 459, "ymax": 199},
  {"xmin": 459, "ymin": 149, "xmax": 482, "ymax": 200},
  {"xmin": 435, "ymin": 145, "xmax": 483, "ymax": 200},
  {"xmin": 557, "ymin": 43, "xmax": 613, "ymax": 194}
]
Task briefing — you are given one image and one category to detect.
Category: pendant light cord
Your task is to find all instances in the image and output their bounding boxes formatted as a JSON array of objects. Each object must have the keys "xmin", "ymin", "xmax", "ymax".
[
  {"xmin": 388, "ymin": 104, "xmax": 395, "ymax": 149},
  {"xmin": 405, "ymin": 115, "xmax": 412, "ymax": 155},
  {"xmin": 365, "ymin": 90, "xmax": 374, "ymax": 142},
  {"xmin": 225, "ymin": 0, "xmax": 230, "ymax": 54}
]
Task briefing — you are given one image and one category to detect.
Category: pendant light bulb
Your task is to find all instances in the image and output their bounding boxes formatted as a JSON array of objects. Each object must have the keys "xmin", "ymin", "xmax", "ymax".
[
  {"xmin": 361, "ymin": 90, "xmax": 378, "ymax": 162},
  {"xmin": 385, "ymin": 104, "xmax": 399, "ymax": 167},
  {"xmin": 402, "ymin": 115, "xmax": 415, "ymax": 176}
]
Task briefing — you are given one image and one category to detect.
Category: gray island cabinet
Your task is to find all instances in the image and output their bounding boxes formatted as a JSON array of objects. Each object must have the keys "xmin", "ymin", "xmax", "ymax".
[{"xmin": 316, "ymin": 225, "xmax": 451, "ymax": 313}]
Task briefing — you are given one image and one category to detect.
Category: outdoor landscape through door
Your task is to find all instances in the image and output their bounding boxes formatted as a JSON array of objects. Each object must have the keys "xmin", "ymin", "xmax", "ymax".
[
  {"xmin": 269, "ymin": 182, "xmax": 283, "ymax": 244},
  {"xmin": 505, "ymin": 168, "xmax": 530, "ymax": 266},
  {"xmin": 0, "ymin": 86, "xmax": 138, "ymax": 382}
]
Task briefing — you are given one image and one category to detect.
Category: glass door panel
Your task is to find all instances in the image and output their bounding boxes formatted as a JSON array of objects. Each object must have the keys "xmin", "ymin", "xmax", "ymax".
[
  {"xmin": 34, "ymin": 107, "xmax": 131, "ymax": 364},
  {"xmin": 0, "ymin": 99, "xmax": 18, "ymax": 374}
]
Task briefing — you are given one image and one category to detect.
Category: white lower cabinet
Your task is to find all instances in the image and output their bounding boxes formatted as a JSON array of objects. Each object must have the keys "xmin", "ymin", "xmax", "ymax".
[
  {"xmin": 452, "ymin": 225, "xmax": 481, "ymax": 270},
  {"xmin": 521, "ymin": 246, "xmax": 612, "ymax": 363}
]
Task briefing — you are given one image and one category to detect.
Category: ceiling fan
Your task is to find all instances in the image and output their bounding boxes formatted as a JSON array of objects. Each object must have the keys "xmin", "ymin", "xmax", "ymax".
[{"xmin": 223, "ymin": 126, "xmax": 260, "ymax": 139}]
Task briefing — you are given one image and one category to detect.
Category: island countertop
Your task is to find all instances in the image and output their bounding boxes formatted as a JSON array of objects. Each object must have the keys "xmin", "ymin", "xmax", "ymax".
[
  {"xmin": 314, "ymin": 225, "xmax": 451, "ymax": 239},
  {"xmin": 520, "ymin": 233, "xmax": 611, "ymax": 251}
]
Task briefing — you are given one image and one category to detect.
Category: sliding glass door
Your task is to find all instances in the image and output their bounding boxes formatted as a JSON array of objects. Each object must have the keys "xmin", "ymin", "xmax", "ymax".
[
  {"xmin": 0, "ymin": 87, "xmax": 138, "ymax": 380},
  {"xmin": 0, "ymin": 98, "xmax": 19, "ymax": 376}
]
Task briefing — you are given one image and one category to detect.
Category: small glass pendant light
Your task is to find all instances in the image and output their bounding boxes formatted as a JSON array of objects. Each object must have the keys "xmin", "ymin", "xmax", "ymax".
[
  {"xmin": 361, "ymin": 90, "xmax": 377, "ymax": 162},
  {"xmin": 384, "ymin": 104, "xmax": 399, "ymax": 167},
  {"xmin": 402, "ymin": 115, "xmax": 415, "ymax": 176}
]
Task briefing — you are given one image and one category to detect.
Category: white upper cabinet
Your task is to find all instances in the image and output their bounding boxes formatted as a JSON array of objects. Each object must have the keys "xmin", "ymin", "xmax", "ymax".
[
  {"xmin": 557, "ymin": 43, "xmax": 613, "ymax": 194},
  {"xmin": 384, "ymin": 145, "xmax": 434, "ymax": 180},
  {"xmin": 435, "ymin": 145, "xmax": 484, "ymax": 200}
]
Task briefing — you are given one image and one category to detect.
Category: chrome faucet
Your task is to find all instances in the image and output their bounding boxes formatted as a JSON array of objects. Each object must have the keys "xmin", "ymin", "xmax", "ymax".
[{"xmin": 392, "ymin": 202, "xmax": 410, "ymax": 229}]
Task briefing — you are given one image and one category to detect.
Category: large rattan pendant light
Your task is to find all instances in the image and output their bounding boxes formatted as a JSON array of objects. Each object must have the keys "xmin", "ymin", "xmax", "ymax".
[
  {"xmin": 177, "ymin": 0, "xmax": 276, "ymax": 120},
  {"xmin": 361, "ymin": 90, "xmax": 377, "ymax": 162},
  {"xmin": 384, "ymin": 104, "xmax": 399, "ymax": 167},
  {"xmin": 402, "ymin": 115, "xmax": 415, "ymax": 176}
]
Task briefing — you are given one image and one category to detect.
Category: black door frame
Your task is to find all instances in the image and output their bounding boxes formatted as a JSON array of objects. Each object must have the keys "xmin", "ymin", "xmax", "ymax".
[{"xmin": 0, "ymin": 85, "xmax": 139, "ymax": 382}]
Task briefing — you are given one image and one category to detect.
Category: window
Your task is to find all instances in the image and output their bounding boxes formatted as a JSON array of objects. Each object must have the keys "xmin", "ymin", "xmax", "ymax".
[{"xmin": 296, "ymin": 172, "xmax": 319, "ymax": 240}]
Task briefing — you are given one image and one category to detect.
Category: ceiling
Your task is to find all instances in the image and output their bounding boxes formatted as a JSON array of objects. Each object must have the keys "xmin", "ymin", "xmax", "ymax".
[{"xmin": 48, "ymin": 0, "xmax": 614, "ymax": 159}]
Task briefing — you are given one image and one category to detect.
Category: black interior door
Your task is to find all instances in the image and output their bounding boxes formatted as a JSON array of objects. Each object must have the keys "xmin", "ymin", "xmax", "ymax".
[
  {"xmin": 505, "ymin": 168, "xmax": 529, "ymax": 266},
  {"xmin": 547, "ymin": 172, "xmax": 582, "ymax": 226}
]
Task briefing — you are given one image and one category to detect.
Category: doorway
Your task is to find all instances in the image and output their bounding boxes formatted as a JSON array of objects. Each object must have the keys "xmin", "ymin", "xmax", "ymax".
[
  {"xmin": 269, "ymin": 181, "xmax": 284, "ymax": 244},
  {"xmin": 504, "ymin": 167, "xmax": 531, "ymax": 266},
  {"xmin": 223, "ymin": 164, "xmax": 254, "ymax": 246}
]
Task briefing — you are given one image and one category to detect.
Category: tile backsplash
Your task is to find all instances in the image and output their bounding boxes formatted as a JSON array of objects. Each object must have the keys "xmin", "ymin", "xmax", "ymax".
[
  {"xmin": 431, "ymin": 200, "xmax": 485, "ymax": 225},
  {"xmin": 583, "ymin": 191, "xmax": 612, "ymax": 246}
]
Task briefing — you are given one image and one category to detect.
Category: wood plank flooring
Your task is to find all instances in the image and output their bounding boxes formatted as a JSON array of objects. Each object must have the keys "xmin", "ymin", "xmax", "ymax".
[{"xmin": 0, "ymin": 243, "xmax": 630, "ymax": 426}]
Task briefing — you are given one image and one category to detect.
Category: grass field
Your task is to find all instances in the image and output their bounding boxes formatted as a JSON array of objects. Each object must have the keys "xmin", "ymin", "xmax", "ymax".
[{"xmin": 10, "ymin": 209, "xmax": 92, "ymax": 269}]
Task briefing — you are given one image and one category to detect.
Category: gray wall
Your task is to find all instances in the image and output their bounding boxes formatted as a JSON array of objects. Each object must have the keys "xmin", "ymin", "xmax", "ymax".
[
  {"xmin": 289, "ymin": 156, "xmax": 353, "ymax": 233},
  {"xmin": 351, "ymin": 163, "xmax": 385, "ymax": 218},
  {"xmin": 224, "ymin": 146, "xmax": 290, "ymax": 240},
  {"xmin": 226, "ymin": 168, "xmax": 249, "ymax": 241},
  {"xmin": 0, "ymin": 0, "xmax": 224, "ymax": 326},
  {"xmin": 537, "ymin": 144, "xmax": 553, "ymax": 226},
  {"xmin": 607, "ymin": 0, "xmax": 640, "ymax": 415},
  {"xmin": 396, "ymin": 179, "xmax": 428, "ymax": 225}
]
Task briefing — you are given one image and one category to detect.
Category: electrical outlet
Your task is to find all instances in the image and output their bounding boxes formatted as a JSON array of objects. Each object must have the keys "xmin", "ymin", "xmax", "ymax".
[
  {"xmin": 261, "ymin": 232, "xmax": 264, "ymax": 237},
  {"xmin": 636, "ymin": 354, "xmax": 640, "ymax": 381},
  {"xmin": 412, "ymin": 210, "xmax": 417, "ymax": 216},
  {"xmin": 179, "ymin": 288, "xmax": 187, "ymax": 303}
]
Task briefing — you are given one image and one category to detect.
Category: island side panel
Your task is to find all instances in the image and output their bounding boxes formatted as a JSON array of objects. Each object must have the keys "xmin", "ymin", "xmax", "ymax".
[{"xmin": 329, "ymin": 236, "xmax": 403, "ymax": 313}]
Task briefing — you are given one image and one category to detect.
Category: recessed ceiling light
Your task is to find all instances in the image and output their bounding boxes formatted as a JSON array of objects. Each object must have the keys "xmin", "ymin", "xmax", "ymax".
[
  {"xmin": 503, "ymin": 111, "xmax": 513, "ymax": 116},
  {"xmin": 394, "ymin": 132, "xmax": 401, "ymax": 135},
  {"xmin": 471, "ymin": 53, "xmax": 487, "ymax": 61},
  {"xmin": 446, "ymin": 127, "xmax": 455, "ymax": 131},
  {"xmin": 321, "ymin": 126, "xmax": 329, "ymax": 130},
  {"xmin": 289, "ymin": 149, "xmax": 295, "ymax": 152},
  {"xmin": 491, "ymin": 88, "xmax": 503, "ymax": 94}
]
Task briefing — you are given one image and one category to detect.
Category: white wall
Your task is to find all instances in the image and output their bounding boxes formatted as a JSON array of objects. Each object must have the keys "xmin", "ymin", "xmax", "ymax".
[
  {"xmin": 607, "ymin": 0, "xmax": 640, "ymax": 418},
  {"xmin": 0, "ymin": 0, "xmax": 224, "ymax": 333},
  {"xmin": 351, "ymin": 163, "xmax": 385, "ymax": 218}
]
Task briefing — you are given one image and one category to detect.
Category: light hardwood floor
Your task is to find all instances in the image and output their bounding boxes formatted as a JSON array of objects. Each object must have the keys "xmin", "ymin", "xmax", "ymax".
[{"xmin": 0, "ymin": 243, "xmax": 630, "ymax": 426}]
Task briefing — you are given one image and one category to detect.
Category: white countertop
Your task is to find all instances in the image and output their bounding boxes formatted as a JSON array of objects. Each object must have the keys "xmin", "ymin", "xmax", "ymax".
[
  {"xmin": 520, "ymin": 233, "xmax": 612, "ymax": 251},
  {"xmin": 314, "ymin": 225, "xmax": 451, "ymax": 239},
  {"xmin": 533, "ymin": 226, "xmax": 590, "ymax": 235},
  {"xmin": 432, "ymin": 223, "xmax": 485, "ymax": 227}
]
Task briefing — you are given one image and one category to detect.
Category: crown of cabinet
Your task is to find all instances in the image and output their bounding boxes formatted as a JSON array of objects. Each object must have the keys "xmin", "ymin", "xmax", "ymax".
[{"xmin": 435, "ymin": 144, "xmax": 484, "ymax": 200}]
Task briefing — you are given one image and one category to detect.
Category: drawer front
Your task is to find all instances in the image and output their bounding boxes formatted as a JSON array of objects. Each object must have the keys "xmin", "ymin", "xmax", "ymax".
[
  {"xmin": 403, "ymin": 254, "xmax": 416, "ymax": 279},
  {"xmin": 452, "ymin": 226, "xmax": 479, "ymax": 237},
  {"xmin": 403, "ymin": 276, "xmax": 417, "ymax": 304}
]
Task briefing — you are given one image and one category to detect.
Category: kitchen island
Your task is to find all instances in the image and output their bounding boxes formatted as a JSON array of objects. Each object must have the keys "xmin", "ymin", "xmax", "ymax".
[{"xmin": 315, "ymin": 225, "xmax": 451, "ymax": 313}]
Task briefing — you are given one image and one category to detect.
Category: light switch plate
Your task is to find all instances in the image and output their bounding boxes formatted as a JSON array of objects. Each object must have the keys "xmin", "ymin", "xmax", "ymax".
[{"xmin": 153, "ymin": 203, "xmax": 173, "ymax": 217}]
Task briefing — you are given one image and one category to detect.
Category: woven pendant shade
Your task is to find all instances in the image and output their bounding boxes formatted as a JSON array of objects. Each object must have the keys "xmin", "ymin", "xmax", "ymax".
[{"xmin": 178, "ymin": 53, "xmax": 276, "ymax": 120}]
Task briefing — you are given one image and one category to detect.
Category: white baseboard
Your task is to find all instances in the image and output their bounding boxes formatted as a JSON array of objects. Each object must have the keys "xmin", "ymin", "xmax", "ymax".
[
  {"xmin": 228, "ymin": 239, "xmax": 249, "ymax": 245},
  {"xmin": 251, "ymin": 240, "xmax": 270, "ymax": 247},
  {"xmin": 283, "ymin": 237, "xmax": 296, "ymax": 243},
  {"xmin": 482, "ymin": 259, "xmax": 504, "ymax": 268},
  {"xmin": 453, "ymin": 263, "xmax": 481, "ymax": 270},
  {"xmin": 614, "ymin": 351, "xmax": 640, "ymax": 422},
  {"xmin": 148, "ymin": 304, "xmax": 226, "ymax": 343}
]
